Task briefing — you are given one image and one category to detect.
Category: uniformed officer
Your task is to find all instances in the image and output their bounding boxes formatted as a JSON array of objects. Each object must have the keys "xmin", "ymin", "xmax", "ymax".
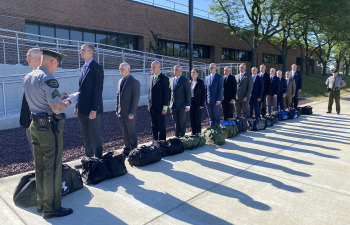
[
  {"xmin": 326, "ymin": 70, "xmax": 346, "ymax": 114},
  {"xmin": 22, "ymin": 49, "xmax": 74, "ymax": 219}
]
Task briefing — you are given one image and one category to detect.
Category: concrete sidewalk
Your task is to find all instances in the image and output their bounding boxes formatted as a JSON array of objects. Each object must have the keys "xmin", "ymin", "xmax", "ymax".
[{"xmin": 1, "ymin": 94, "xmax": 350, "ymax": 225}]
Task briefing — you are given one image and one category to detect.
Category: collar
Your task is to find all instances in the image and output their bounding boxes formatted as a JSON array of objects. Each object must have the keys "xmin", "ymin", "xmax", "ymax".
[
  {"xmin": 122, "ymin": 74, "xmax": 130, "ymax": 80},
  {"xmin": 175, "ymin": 75, "xmax": 181, "ymax": 79},
  {"xmin": 240, "ymin": 72, "xmax": 245, "ymax": 76},
  {"xmin": 38, "ymin": 66, "xmax": 51, "ymax": 75},
  {"xmin": 211, "ymin": 73, "xmax": 216, "ymax": 77},
  {"xmin": 83, "ymin": 58, "xmax": 93, "ymax": 68},
  {"xmin": 154, "ymin": 71, "xmax": 161, "ymax": 78},
  {"xmin": 270, "ymin": 75, "xmax": 275, "ymax": 78}
]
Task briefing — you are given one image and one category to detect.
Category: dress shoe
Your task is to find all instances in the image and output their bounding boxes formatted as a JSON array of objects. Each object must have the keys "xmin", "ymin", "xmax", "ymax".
[
  {"xmin": 43, "ymin": 207, "xmax": 73, "ymax": 219},
  {"xmin": 326, "ymin": 111, "xmax": 331, "ymax": 113},
  {"xmin": 337, "ymin": 111, "xmax": 340, "ymax": 114},
  {"xmin": 74, "ymin": 164, "xmax": 83, "ymax": 169},
  {"xmin": 37, "ymin": 206, "xmax": 43, "ymax": 213}
]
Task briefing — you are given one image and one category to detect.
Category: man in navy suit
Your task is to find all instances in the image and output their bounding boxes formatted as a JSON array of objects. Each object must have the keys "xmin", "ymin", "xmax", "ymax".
[
  {"xmin": 205, "ymin": 63, "xmax": 223, "ymax": 127},
  {"xmin": 148, "ymin": 60, "xmax": 170, "ymax": 141},
  {"xmin": 222, "ymin": 67, "xmax": 237, "ymax": 120},
  {"xmin": 249, "ymin": 67, "xmax": 264, "ymax": 118},
  {"xmin": 74, "ymin": 44, "xmax": 104, "ymax": 169},
  {"xmin": 276, "ymin": 70, "xmax": 287, "ymax": 110},
  {"xmin": 266, "ymin": 68, "xmax": 280, "ymax": 115},
  {"xmin": 259, "ymin": 64, "xmax": 270, "ymax": 117},
  {"xmin": 291, "ymin": 64, "xmax": 303, "ymax": 108}
]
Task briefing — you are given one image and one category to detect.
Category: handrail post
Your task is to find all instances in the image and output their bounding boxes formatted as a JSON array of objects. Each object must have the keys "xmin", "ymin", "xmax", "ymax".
[
  {"xmin": 56, "ymin": 39, "xmax": 59, "ymax": 52},
  {"xmin": 122, "ymin": 50, "xmax": 125, "ymax": 62},
  {"xmin": 161, "ymin": 57, "xmax": 164, "ymax": 69},
  {"xmin": 103, "ymin": 50, "xmax": 105, "ymax": 69},
  {"xmin": 2, "ymin": 38, "xmax": 5, "ymax": 64},
  {"xmin": 77, "ymin": 42, "xmax": 80, "ymax": 68},
  {"xmin": 97, "ymin": 44, "xmax": 100, "ymax": 64},
  {"xmin": 16, "ymin": 33, "xmax": 20, "ymax": 65},
  {"xmin": 2, "ymin": 79, "xmax": 6, "ymax": 116},
  {"xmin": 143, "ymin": 53, "xmax": 146, "ymax": 72}
]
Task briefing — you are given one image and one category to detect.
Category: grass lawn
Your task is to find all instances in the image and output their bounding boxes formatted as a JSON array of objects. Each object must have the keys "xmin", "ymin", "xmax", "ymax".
[{"xmin": 299, "ymin": 73, "xmax": 350, "ymax": 101}]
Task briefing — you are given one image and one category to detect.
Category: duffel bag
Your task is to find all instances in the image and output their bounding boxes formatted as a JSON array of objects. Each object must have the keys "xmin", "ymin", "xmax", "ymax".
[
  {"xmin": 101, "ymin": 151, "xmax": 128, "ymax": 178},
  {"xmin": 271, "ymin": 111, "xmax": 280, "ymax": 120},
  {"xmin": 300, "ymin": 106, "xmax": 313, "ymax": 115},
  {"xmin": 128, "ymin": 145, "xmax": 162, "ymax": 167},
  {"xmin": 180, "ymin": 133, "xmax": 206, "ymax": 150},
  {"xmin": 82, "ymin": 157, "xmax": 113, "ymax": 184},
  {"xmin": 220, "ymin": 120, "xmax": 236, "ymax": 127},
  {"xmin": 248, "ymin": 118, "xmax": 266, "ymax": 131},
  {"xmin": 14, "ymin": 164, "xmax": 84, "ymax": 207},
  {"xmin": 278, "ymin": 110, "xmax": 289, "ymax": 120},
  {"xmin": 221, "ymin": 125, "xmax": 238, "ymax": 138},
  {"xmin": 204, "ymin": 123, "xmax": 226, "ymax": 145},
  {"xmin": 286, "ymin": 107, "xmax": 299, "ymax": 119},
  {"xmin": 296, "ymin": 107, "xmax": 302, "ymax": 115},
  {"xmin": 155, "ymin": 138, "xmax": 184, "ymax": 157},
  {"xmin": 229, "ymin": 117, "xmax": 247, "ymax": 133},
  {"xmin": 264, "ymin": 116, "xmax": 273, "ymax": 127}
]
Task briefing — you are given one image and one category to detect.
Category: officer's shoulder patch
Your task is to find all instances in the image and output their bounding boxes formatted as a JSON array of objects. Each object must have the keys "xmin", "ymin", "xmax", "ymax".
[
  {"xmin": 52, "ymin": 89, "xmax": 60, "ymax": 99},
  {"xmin": 45, "ymin": 79, "xmax": 59, "ymax": 88}
]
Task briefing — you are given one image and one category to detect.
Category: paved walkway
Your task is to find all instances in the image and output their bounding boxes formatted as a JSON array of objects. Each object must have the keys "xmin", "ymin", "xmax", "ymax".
[{"xmin": 1, "ymin": 94, "xmax": 350, "ymax": 225}]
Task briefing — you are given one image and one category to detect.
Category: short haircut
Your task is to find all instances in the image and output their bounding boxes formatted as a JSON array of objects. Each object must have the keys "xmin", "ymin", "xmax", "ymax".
[
  {"xmin": 192, "ymin": 68, "xmax": 199, "ymax": 74},
  {"xmin": 277, "ymin": 70, "xmax": 282, "ymax": 74},
  {"xmin": 285, "ymin": 71, "xmax": 291, "ymax": 75},
  {"xmin": 252, "ymin": 67, "xmax": 258, "ymax": 71},
  {"xmin": 224, "ymin": 67, "xmax": 231, "ymax": 71},
  {"xmin": 270, "ymin": 68, "xmax": 276, "ymax": 72},
  {"xmin": 83, "ymin": 43, "xmax": 94, "ymax": 53},
  {"xmin": 28, "ymin": 48, "xmax": 42, "ymax": 56},
  {"xmin": 240, "ymin": 63, "xmax": 246, "ymax": 67},
  {"xmin": 119, "ymin": 62, "xmax": 130, "ymax": 69},
  {"xmin": 151, "ymin": 60, "xmax": 161, "ymax": 67},
  {"xmin": 209, "ymin": 63, "xmax": 217, "ymax": 68},
  {"xmin": 41, "ymin": 54, "xmax": 57, "ymax": 63},
  {"xmin": 260, "ymin": 64, "xmax": 266, "ymax": 68},
  {"xmin": 292, "ymin": 64, "xmax": 297, "ymax": 67},
  {"xmin": 174, "ymin": 64, "xmax": 182, "ymax": 70}
]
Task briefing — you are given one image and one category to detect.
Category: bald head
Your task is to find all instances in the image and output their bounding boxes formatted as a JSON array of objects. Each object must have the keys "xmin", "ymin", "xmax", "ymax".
[{"xmin": 26, "ymin": 48, "xmax": 42, "ymax": 69}]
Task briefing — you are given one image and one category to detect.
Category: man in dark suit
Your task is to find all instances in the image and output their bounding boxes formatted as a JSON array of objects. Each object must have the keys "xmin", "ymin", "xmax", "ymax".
[
  {"xmin": 235, "ymin": 63, "xmax": 253, "ymax": 118},
  {"xmin": 205, "ymin": 63, "xmax": 223, "ymax": 127},
  {"xmin": 169, "ymin": 65, "xmax": 191, "ymax": 138},
  {"xmin": 20, "ymin": 48, "xmax": 42, "ymax": 155},
  {"xmin": 291, "ymin": 64, "xmax": 303, "ymax": 108},
  {"xmin": 259, "ymin": 64, "xmax": 270, "ymax": 117},
  {"xmin": 190, "ymin": 69, "xmax": 206, "ymax": 134},
  {"xmin": 266, "ymin": 68, "xmax": 280, "ymax": 115},
  {"xmin": 74, "ymin": 44, "xmax": 104, "ymax": 169},
  {"xmin": 276, "ymin": 70, "xmax": 287, "ymax": 110},
  {"xmin": 222, "ymin": 67, "xmax": 237, "ymax": 120},
  {"xmin": 148, "ymin": 60, "xmax": 170, "ymax": 141},
  {"xmin": 249, "ymin": 67, "xmax": 264, "ymax": 118},
  {"xmin": 116, "ymin": 62, "xmax": 140, "ymax": 155}
]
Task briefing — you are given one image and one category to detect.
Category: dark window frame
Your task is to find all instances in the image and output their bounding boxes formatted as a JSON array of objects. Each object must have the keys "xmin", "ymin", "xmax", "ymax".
[
  {"xmin": 222, "ymin": 47, "xmax": 252, "ymax": 61},
  {"xmin": 262, "ymin": 53, "xmax": 282, "ymax": 64},
  {"xmin": 157, "ymin": 39, "xmax": 210, "ymax": 58}
]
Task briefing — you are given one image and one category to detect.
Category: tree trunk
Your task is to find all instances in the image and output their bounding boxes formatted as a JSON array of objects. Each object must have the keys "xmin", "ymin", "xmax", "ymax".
[
  {"xmin": 305, "ymin": 59, "xmax": 311, "ymax": 75},
  {"xmin": 282, "ymin": 55, "xmax": 288, "ymax": 74},
  {"xmin": 322, "ymin": 62, "xmax": 327, "ymax": 76},
  {"xmin": 336, "ymin": 59, "xmax": 340, "ymax": 71},
  {"xmin": 251, "ymin": 49, "xmax": 258, "ymax": 67},
  {"xmin": 346, "ymin": 64, "xmax": 349, "ymax": 76}
]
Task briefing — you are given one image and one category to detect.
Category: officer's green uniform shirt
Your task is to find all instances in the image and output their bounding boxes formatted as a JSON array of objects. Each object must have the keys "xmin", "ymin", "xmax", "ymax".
[
  {"xmin": 326, "ymin": 76, "xmax": 346, "ymax": 88},
  {"xmin": 22, "ymin": 66, "xmax": 61, "ymax": 115}
]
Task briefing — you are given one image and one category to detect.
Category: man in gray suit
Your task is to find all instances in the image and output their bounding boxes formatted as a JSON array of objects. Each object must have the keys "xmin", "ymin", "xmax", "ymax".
[
  {"xmin": 116, "ymin": 62, "xmax": 141, "ymax": 155},
  {"xmin": 235, "ymin": 63, "xmax": 253, "ymax": 118},
  {"xmin": 169, "ymin": 65, "xmax": 191, "ymax": 137},
  {"xmin": 284, "ymin": 71, "xmax": 296, "ymax": 109}
]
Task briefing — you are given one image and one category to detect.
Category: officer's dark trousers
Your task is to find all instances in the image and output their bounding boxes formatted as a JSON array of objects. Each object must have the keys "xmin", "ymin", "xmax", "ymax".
[
  {"xmin": 249, "ymin": 98, "xmax": 260, "ymax": 118},
  {"xmin": 259, "ymin": 96, "xmax": 267, "ymax": 117},
  {"xmin": 206, "ymin": 103, "xmax": 221, "ymax": 127},
  {"xmin": 235, "ymin": 99, "xmax": 249, "ymax": 118},
  {"xmin": 171, "ymin": 106, "xmax": 187, "ymax": 138},
  {"xmin": 118, "ymin": 114, "xmax": 137, "ymax": 153},
  {"xmin": 190, "ymin": 99, "xmax": 202, "ymax": 135},
  {"xmin": 78, "ymin": 114, "xmax": 103, "ymax": 158},
  {"xmin": 328, "ymin": 90, "xmax": 341, "ymax": 112},
  {"xmin": 150, "ymin": 107, "xmax": 166, "ymax": 141},
  {"xmin": 222, "ymin": 101, "xmax": 234, "ymax": 120},
  {"xmin": 292, "ymin": 91, "xmax": 299, "ymax": 108},
  {"xmin": 277, "ymin": 95, "xmax": 284, "ymax": 111},
  {"xmin": 26, "ymin": 128, "xmax": 34, "ymax": 156},
  {"xmin": 30, "ymin": 120, "xmax": 63, "ymax": 211}
]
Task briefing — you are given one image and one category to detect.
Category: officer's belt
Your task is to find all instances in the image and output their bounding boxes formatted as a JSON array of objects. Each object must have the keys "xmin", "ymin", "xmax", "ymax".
[
  {"xmin": 31, "ymin": 113, "xmax": 55, "ymax": 124},
  {"xmin": 330, "ymin": 88, "xmax": 340, "ymax": 91}
]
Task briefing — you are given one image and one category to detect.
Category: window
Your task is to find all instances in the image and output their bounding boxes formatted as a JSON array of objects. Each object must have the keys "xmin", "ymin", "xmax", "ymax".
[
  {"xmin": 157, "ymin": 39, "xmax": 210, "ymax": 58},
  {"xmin": 222, "ymin": 48, "xmax": 252, "ymax": 61},
  {"xmin": 316, "ymin": 61, "xmax": 322, "ymax": 67},
  {"xmin": 25, "ymin": 21, "xmax": 138, "ymax": 50},
  {"xmin": 262, "ymin": 53, "xmax": 282, "ymax": 64}
]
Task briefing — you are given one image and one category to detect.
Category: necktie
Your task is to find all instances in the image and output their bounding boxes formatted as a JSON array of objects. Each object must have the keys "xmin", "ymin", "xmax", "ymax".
[
  {"xmin": 174, "ymin": 77, "xmax": 178, "ymax": 89},
  {"xmin": 271, "ymin": 76, "xmax": 273, "ymax": 83},
  {"xmin": 120, "ymin": 78, "xmax": 126, "ymax": 93},
  {"xmin": 260, "ymin": 72, "xmax": 263, "ymax": 78},
  {"xmin": 153, "ymin": 76, "xmax": 157, "ymax": 85},
  {"xmin": 210, "ymin": 75, "xmax": 214, "ymax": 85},
  {"xmin": 81, "ymin": 64, "xmax": 87, "ymax": 81}
]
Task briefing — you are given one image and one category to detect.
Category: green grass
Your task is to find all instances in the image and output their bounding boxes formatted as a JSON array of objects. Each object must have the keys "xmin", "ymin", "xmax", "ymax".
[{"xmin": 299, "ymin": 73, "xmax": 350, "ymax": 101}]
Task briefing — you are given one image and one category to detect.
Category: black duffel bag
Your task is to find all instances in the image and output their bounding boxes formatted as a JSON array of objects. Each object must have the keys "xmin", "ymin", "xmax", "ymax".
[
  {"xmin": 81, "ymin": 157, "xmax": 113, "ymax": 184},
  {"xmin": 229, "ymin": 117, "xmax": 247, "ymax": 133},
  {"xmin": 286, "ymin": 107, "xmax": 299, "ymax": 119},
  {"xmin": 300, "ymin": 106, "xmax": 313, "ymax": 115},
  {"xmin": 248, "ymin": 118, "xmax": 266, "ymax": 131},
  {"xmin": 128, "ymin": 145, "xmax": 162, "ymax": 166},
  {"xmin": 102, "ymin": 151, "xmax": 128, "ymax": 178},
  {"xmin": 155, "ymin": 138, "xmax": 184, "ymax": 157},
  {"xmin": 14, "ymin": 164, "xmax": 84, "ymax": 207},
  {"xmin": 264, "ymin": 116, "xmax": 273, "ymax": 127}
]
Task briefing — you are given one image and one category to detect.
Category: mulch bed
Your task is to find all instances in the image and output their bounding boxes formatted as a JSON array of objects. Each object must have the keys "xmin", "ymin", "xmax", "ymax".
[{"xmin": 0, "ymin": 98, "xmax": 312, "ymax": 178}]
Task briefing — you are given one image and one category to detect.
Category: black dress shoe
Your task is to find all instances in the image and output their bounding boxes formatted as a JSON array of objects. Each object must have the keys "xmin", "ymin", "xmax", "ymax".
[
  {"xmin": 43, "ymin": 207, "xmax": 73, "ymax": 219},
  {"xmin": 37, "ymin": 206, "xmax": 43, "ymax": 213},
  {"xmin": 337, "ymin": 112, "xmax": 340, "ymax": 114},
  {"xmin": 326, "ymin": 111, "xmax": 331, "ymax": 113},
  {"xmin": 74, "ymin": 164, "xmax": 83, "ymax": 169}
]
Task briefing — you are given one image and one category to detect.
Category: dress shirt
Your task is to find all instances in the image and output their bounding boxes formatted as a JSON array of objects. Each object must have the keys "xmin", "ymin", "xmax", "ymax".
[{"xmin": 191, "ymin": 80, "xmax": 197, "ymax": 97}]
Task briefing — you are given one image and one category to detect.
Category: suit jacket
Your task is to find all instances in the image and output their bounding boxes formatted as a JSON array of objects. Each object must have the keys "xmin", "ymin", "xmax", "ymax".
[
  {"xmin": 250, "ymin": 75, "xmax": 264, "ymax": 100},
  {"xmin": 290, "ymin": 70, "xmax": 303, "ymax": 90},
  {"xmin": 115, "ymin": 75, "xmax": 140, "ymax": 117},
  {"xmin": 19, "ymin": 93, "xmax": 31, "ymax": 128},
  {"xmin": 277, "ymin": 77, "xmax": 287, "ymax": 97},
  {"xmin": 260, "ymin": 72, "xmax": 271, "ymax": 97},
  {"xmin": 190, "ymin": 78, "xmax": 206, "ymax": 107},
  {"xmin": 204, "ymin": 73, "xmax": 224, "ymax": 105},
  {"xmin": 222, "ymin": 74, "xmax": 237, "ymax": 102},
  {"xmin": 148, "ymin": 73, "xmax": 170, "ymax": 110},
  {"xmin": 269, "ymin": 76, "xmax": 280, "ymax": 96},
  {"xmin": 285, "ymin": 78, "xmax": 296, "ymax": 98},
  {"xmin": 76, "ymin": 59, "xmax": 104, "ymax": 115},
  {"xmin": 235, "ymin": 72, "xmax": 253, "ymax": 101},
  {"xmin": 169, "ymin": 75, "xmax": 191, "ymax": 109}
]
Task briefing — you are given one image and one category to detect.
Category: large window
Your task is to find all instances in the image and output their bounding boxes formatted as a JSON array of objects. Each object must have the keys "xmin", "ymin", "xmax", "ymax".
[
  {"xmin": 222, "ymin": 48, "xmax": 252, "ymax": 61},
  {"xmin": 157, "ymin": 39, "xmax": 210, "ymax": 58},
  {"xmin": 262, "ymin": 53, "xmax": 282, "ymax": 64},
  {"xmin": 25, "ymin": 21, "xmax": 138, "ymax": 50}
]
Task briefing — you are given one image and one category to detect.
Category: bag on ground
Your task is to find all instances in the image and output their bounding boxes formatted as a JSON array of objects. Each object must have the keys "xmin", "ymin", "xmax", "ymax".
[
  {"xmin": 247, "ymin": 118, "xmax": 266, "ymax": 131},
  {"xmin": 286, "ymin": 107, "xmax": 299, "ymax": 119},
  {"xmin": 220, "ymin": 120, "xmax": 236, "ymax": 126},
  {"xmin": 180, "ymin": 134, "xmax": 206, "ymax": 150},
  {"xmin": 204, "ymin": 123, "xmax": 226, "ymax": 145},
  {"xmin": 278, "ymin": 110, "xmax": 289, "ymax": 120},
  {"xmin": 264, "ymin": 116, "xmax": 273, "ymax": 127},
  {"xmin": 228, "ymin": 117, "xmax": 247, "ymax": 133},
  {"xmin": 128, "ymin": 145, "xmax": 162, "ymax": 167},
  {"xmin": 155, "ymin": 138, "xmax": 184, "ymax": 157},
  {"xmin": 61, "ymin": 164, "xmax": 84, "ymax": 196},
  {"xmin": 300, "ymin": 106, "xmax": 313, "ymax": 115},
  {"xmin": 101, "ymin": 151, "xmax": 128, "ymax": 178},
  {"xmin": 221, "ymin": 124, "xmax": 239, "ymax": 138},
  {"xmin": 81, "ymin": 157, "xmax": 113, "ymax": 184}
]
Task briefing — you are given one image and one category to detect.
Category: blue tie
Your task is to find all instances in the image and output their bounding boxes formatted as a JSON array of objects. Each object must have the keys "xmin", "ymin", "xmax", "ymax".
[
  {"xmin": 174, "ymin": 77, "xmax": 178, "ymax": 89},
  {"xmin": 211, "ymin": 75, "xmax": 214, "ymax": 85}
]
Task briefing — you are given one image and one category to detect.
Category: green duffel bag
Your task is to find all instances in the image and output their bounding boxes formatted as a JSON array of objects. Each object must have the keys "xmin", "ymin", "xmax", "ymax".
[
  {"xmin": 231, "ymin": 125, "xmax": 239, "ymax": 137},
  {"xmin": 180, "ymin": 133, "xmax": 206, "ymax": 150},
  {"xmin": 221, "ymin": 125, "xmax": 239, "ymax": 138},
  {"xmin": 204, "ymin": 123, "xmax": 226, "ymax": 145}
]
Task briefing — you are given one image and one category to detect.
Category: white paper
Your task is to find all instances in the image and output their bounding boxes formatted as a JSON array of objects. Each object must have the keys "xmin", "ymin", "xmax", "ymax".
[{"xmin": 61, "ymin": 92, "xmax": 80, "ymax": 103}]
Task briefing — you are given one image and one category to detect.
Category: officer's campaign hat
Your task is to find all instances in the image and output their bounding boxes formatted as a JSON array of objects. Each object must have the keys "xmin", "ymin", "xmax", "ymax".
[{"xmin": 40, "ymin": 49, "xmax": 66, "ymax": 67}]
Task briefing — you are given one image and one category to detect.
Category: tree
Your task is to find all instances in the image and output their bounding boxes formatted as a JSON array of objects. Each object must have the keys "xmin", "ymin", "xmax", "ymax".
[{"xmin": 147, "ymin": 29, "xmax": 161, "ymax": 54}]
